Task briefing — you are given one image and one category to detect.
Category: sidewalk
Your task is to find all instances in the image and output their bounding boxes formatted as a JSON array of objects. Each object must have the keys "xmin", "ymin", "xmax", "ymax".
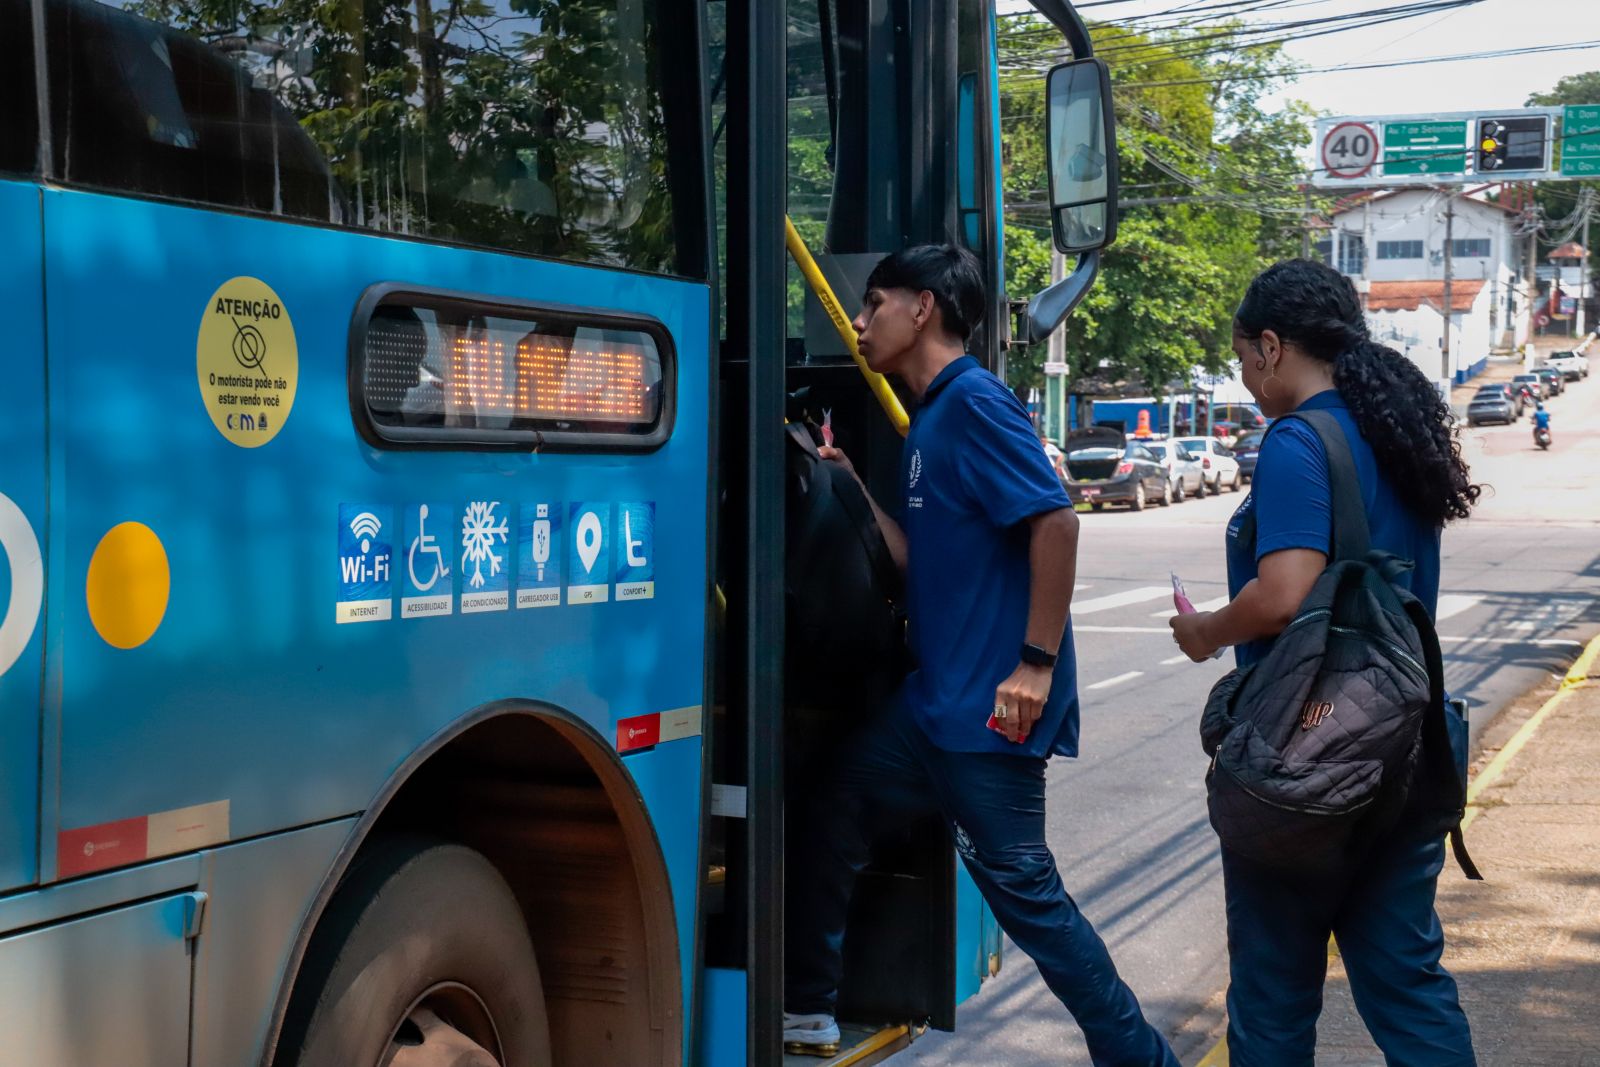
[{"xmin": 1313, "ymin": 636, "xmax": 1600, "ymax": 1065}]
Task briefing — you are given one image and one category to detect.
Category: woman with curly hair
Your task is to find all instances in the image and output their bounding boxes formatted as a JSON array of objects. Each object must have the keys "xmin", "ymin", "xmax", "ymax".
[{"xmin": 1169, "ymin": 258, "xmax": 1479, "ymax": 1066}]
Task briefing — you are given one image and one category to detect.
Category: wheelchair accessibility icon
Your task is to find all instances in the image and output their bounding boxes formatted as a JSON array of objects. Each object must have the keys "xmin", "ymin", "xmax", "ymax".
[{"xmin": 408, "ymin": 504, "xmax": 450, "ymax": 592}]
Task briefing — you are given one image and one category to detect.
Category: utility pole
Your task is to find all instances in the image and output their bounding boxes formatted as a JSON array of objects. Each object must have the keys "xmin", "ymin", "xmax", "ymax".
[
  {"xmin": 1446, "ymin": 192, "xmax": 1459, "ymax": 391},
  {"xmin": 1044, "ymin": 247, "xmax": 1067, "ymax": 441},
  {"xmin": 1302, "ymin": 183, "xmax": 1313, "ymax": 259},
  {"xmin": 1582, "ymin": 210, "xmax": 1592, "ymax": 338},
  {"xmin": 1526, "ymin": 197, "xmax": 1540, "ymax": 344},
  {"xmin": 1441, "ymin": 193, "xmax": 1455, "ymax": 390}
]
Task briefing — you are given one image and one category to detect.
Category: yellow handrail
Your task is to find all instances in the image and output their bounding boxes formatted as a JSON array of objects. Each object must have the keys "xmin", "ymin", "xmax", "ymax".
[{"xmin": 784, "ymin": 216, "xmax": 911, "ymax": 437}]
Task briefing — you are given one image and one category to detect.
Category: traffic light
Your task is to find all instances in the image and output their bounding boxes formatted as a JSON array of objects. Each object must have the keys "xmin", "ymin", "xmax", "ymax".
[
  {"xmin": 1475, "ymin": 115, "xmax": 1550, "ymax": 173},
  {"xmin": 1478, "ymin": 121, "xmax": 1508, "ymax": 171}
]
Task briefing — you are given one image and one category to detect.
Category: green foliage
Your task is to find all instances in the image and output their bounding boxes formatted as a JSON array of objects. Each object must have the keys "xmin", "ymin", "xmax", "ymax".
[
  {"xmin": 1525, "ymin": 71, "xmax": 1600, "ymax": 279},
  {"xmin": 999, "ymin": 15, "xmax": 1320, "ymax": 397}
]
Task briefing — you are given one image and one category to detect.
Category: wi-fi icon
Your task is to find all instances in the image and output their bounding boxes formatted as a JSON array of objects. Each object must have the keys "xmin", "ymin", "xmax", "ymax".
[{"xmin": 349, "ymin": 512, "xmax": 383, "ymax": 554}]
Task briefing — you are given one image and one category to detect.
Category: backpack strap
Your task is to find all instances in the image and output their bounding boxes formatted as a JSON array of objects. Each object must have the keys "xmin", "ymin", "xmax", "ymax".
[
  {"xmin": 1236, "ymin": 409, "xmax": 1372, "ymax": 563},
  {"xmin": 1405, "ymin": 594, "xmax": 1484, "ymax": 880}
]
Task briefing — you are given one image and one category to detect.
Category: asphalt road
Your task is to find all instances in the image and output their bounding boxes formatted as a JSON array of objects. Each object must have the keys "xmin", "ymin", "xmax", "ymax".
[{"xmin": 906, "ymin": 355, "xmax": 1600, "ymax": 1067}]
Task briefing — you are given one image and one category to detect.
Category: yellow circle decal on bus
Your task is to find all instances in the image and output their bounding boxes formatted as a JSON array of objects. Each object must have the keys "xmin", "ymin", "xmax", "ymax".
[
  {"xmin": 86, "ymin": 522, "xmax": 170, "ymax": 650},
  {"xmin": 196, "ymin": 277, "xmax": 298, "ymax": 447}
]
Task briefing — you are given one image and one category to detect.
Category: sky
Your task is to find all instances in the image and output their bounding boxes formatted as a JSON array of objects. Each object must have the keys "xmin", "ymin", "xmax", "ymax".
[{"xmin": 1000, "ymin": 0, "xmax": 1600, "ymax": 117}]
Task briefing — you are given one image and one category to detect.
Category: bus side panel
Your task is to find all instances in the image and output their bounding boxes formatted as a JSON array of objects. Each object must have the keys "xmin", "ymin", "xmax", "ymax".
[
  {"xmin": 619, "ymin": 738, "xmax": 704, "ymax": 1064},
  {"xmin": 191, "ymin": 819, "xmax": 355, "ymax": 1067},
  {"xmin": 41, "ymin": 186, "xmax": 709, "ymax": 915},
  {"xmin": 0, "ymin": 179, "xmax": 45, "ymax": 893}
]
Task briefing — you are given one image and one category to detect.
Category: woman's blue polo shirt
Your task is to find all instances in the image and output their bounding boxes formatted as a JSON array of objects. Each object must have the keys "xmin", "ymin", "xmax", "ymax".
[
  {"xmin": 1225, "ymin": 389, "xmax": 1441, "ymax": 668},
  {"xmin": 897, "ymin": 356, "xmax": 1080, "ymax": 758}
]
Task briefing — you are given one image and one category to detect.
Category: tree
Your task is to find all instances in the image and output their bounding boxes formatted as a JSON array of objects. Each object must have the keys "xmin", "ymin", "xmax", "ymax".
[
  {"xmin": 1525, "ymin": 72, "xmax": 1600, "ymax": 294},
  {"xmin": 997, "ymin": 14, "xmax": 1319, "ymax": 398}
]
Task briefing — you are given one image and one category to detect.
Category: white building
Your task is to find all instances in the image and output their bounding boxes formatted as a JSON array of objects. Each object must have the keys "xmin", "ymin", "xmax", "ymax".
[{"xmin": 1320, "ymin": 189, "xmax": 1533, "ymax": 353}]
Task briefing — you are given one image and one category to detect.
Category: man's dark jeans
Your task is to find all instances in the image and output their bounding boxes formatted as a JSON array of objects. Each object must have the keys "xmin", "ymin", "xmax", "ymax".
[{"xmin": 784, "ymin": 701, "xmax": 1179, "ymax": 1067}]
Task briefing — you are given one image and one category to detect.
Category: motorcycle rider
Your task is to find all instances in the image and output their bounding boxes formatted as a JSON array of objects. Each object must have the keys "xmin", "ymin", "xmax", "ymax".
[{"xmin": 1533, "ymin": 402, "xmax": 1552, "ymax": 447}]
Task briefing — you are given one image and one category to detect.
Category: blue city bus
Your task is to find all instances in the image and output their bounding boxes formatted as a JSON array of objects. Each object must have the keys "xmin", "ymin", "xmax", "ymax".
[{"xmin": 0, "ymin": 0, "xmax": 1114, "ymax": 1063}]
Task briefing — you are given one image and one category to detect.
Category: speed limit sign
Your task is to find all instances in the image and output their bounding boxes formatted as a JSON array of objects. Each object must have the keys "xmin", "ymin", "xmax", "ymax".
[{"xmin": 1322, "ymin": 121, "xmax": 1378, "ymax": 180}]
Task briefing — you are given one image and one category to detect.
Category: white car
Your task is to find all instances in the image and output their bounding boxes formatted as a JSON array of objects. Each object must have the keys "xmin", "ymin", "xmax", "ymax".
[
  {"xmin": 1548, "ymin": 350, "xmax": 1590, "ymax": 381},
  {"xmin": 1137, "ymin": 437, "xmax": 1206, "ymax": 502},
  {"xmin": 1176, "ymin": 437, "xmax": 1244, "ymax": 493}
]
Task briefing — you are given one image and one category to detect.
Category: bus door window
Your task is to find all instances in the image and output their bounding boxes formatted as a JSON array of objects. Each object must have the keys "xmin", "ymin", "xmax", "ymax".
[{"xmin": 1, "ymin": 0, "xmax": 39, "ymax": 176}]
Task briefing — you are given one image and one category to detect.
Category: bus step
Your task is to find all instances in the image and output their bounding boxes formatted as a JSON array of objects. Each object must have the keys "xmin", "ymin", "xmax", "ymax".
[{"xmin": 783, "ymin": 1022, "xmax": 917, "ymax": 1067}]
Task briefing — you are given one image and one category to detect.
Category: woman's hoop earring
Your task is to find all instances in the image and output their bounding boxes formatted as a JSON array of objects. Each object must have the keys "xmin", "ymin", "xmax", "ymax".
[{"xmin": 1260, "ymin": 372, "xmax": 1280, "ymax": 402}]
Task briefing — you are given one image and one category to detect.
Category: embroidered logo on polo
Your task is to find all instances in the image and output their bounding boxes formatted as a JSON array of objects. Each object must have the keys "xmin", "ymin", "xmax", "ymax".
[{"xmin": 908, "ymin": 450, "xmax": 923, "ymax": 488}]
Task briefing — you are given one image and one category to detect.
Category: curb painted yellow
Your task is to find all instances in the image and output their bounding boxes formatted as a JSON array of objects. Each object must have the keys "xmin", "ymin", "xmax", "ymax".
[
  {"xmin": 783, "ymin": 217, "xmax": 911, "ymax": 437},
  {"xmin": 1190, "ymin": 630, "xmax": 1600, "ymax": 1067},
  {"xmin": 1461, "ymin": 629, "xmax": 1600, "ymax": 829},
  {"xmin": 86, "ymin": 522, "xmax": 170, "ymax": 649}
]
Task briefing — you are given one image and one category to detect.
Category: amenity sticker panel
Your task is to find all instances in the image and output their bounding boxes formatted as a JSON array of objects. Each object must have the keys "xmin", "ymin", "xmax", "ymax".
[{"xmin": 338, "ymin": 500, "xmax": 656, "ymax": 623}]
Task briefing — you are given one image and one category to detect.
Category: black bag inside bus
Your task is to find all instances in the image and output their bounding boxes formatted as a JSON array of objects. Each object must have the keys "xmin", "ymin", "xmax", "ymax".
[
  {"xmin": 1199, "ymin": 409, "xmax": 1479, "ymax": 878},
  {"xmin": 783, "ymin": 420, "xmax": 908, "ymax": 766}
]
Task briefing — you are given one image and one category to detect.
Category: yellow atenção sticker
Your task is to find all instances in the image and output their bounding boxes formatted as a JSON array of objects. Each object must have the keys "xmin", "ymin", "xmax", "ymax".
[{"xmin": 197, "ymin": 277, "xmax": 298, "ymax": 447}]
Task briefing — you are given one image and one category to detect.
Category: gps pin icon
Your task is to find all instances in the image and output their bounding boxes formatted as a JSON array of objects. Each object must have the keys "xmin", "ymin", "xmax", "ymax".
[{"xmin": 576, "ymin": 511, "xmax": 603, "ymax": 573}]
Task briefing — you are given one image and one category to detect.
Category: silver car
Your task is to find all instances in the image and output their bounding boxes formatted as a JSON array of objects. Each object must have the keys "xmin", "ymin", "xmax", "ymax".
[{"xmin": 1138, "ymin": 437, "xmax": 1206, "ymax": 503}]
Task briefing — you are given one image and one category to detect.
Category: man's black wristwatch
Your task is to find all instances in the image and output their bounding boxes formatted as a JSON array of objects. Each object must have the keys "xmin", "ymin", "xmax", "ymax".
[{"xmin": 1020, "ymin": 642, "xmax": 1057, "ymax": 668}]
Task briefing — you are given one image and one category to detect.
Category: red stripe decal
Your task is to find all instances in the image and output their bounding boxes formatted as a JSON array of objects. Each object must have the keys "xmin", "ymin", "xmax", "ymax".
[
  {"xmin": 616, "ymin": 713, "xmax": 661, "ymax": 752},
  {"xmin": 57, "ymin": 816, "xmax": 150, "ymax": 879}
]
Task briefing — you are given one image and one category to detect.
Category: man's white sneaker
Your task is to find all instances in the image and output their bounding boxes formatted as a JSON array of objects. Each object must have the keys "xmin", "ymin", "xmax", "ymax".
[{"xmin": 782, "ymin": 1011, "xmax": 841, "ymax": 1057}]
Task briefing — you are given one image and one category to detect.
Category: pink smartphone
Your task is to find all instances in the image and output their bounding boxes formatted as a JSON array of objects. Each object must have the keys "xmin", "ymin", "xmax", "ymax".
[{"xmin": 1171, "ymin": 572, "xmax": 1197, "ymax": 614}]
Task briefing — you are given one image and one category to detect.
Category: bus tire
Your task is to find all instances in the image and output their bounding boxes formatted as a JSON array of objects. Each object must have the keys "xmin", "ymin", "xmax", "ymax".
[{"xmin": 277, "ymin": 836, "xmax": 552, "ymax": 1067}]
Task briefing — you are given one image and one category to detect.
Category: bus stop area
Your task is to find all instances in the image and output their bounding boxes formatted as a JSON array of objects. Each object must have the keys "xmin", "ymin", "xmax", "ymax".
[{"xmin": 1176, "ymin": 636, "xmax": 1600, "ymax": 1066}]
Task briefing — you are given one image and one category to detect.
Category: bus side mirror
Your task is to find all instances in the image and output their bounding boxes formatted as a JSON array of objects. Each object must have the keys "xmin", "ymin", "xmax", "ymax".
[{"xmin": 1045, "ymin": 57, "xmax": 1117, "ymax": 255}]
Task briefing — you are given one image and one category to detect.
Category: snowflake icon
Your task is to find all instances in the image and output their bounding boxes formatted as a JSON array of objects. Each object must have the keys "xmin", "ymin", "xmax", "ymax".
[{"xmin": 461, "ymin": 501, "xmax": 509, "ymax": 588}]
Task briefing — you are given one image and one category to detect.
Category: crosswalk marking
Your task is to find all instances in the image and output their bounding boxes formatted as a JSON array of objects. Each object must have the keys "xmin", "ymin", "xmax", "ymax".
[
  {"xmin": 1071, "ymin": 586, "xmax": 1170, "ymax": 615},
  {"xmin": 1088, "ymin": 670, "xmax": 1144, "ymax": 691},
  {"xmin": 1150, "ymin": 595, "xmax": 1228, "ymax": 618},
  {"xmin": 1434, "ymin": 594, "xmax": 1483, "ymax": 622}
]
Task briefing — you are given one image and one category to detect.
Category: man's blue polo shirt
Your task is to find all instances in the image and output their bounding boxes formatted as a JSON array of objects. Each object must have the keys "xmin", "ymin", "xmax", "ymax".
[
  {"xmin": 897, "ymin": 356, "xmax": 1080, "ymax": 758},
  {"xmin": 1225, "ymin": 389, "xmax": 1441, "ymax": 668}
]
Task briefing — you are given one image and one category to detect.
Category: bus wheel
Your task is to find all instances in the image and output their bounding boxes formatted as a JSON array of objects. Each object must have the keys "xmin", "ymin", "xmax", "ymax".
[{"xmin": 277, "ymin": 836, "xmax": 551, "ymax": 1067}]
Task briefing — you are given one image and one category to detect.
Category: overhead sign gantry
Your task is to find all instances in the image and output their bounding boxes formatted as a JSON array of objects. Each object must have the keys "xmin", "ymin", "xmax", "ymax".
[{"xmin": 1313, "ymin": 106, "xmax": 1600, "ymax": 187}]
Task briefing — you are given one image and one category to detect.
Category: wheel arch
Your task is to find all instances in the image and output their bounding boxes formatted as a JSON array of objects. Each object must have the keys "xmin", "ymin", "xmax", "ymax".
[{"xmin": 260, "ymin": 702, "xmax": 683, "ymax": 1067}]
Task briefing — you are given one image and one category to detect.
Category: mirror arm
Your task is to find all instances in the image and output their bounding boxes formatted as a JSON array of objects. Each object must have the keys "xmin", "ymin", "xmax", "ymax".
[
  {"xmin": 1022, "ymin": 249, "xmax": 1099, "ymax": 345},
  {"xmin": 1029, "ymin": 0, "xmax": 1094, "ymax": 57}
]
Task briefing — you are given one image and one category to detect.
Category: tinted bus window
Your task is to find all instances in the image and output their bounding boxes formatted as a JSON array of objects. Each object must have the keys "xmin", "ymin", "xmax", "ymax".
[
  {"xmin": 45, "ymin": 0, "xmax": 682, "ymax": 274},
  {"xmin": 1, "ymin": 0, "xmax": 39, "ymax": 174}
]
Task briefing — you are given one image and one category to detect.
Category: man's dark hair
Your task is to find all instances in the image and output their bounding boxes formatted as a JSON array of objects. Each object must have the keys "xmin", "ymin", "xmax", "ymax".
[{"xmin": 864, "ymin": 244, "xmax": 986, "ymax": 341}]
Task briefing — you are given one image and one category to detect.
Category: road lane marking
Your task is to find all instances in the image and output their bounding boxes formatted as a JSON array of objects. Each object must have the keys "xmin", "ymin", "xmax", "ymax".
[
  {"xmin": 1439, "ymin": 635, "xmax": 1582, "ymax": 648},
  {"xmin": 1434, "ymin": 594, "xmax": 1483, "ymax": 621},
  {"xmin": 1071, "ymin": 586, "xmax": 1169, "ymax": 615},
  {"xmin": 1087, "ymin": 671, "xmax": 1143, "ymax": 691},
  {"xmin": 1075, "ymin": 625, "xmax": 1171, "ymax": 634},
  {"xmin": 1161, "ymin": 654, "xmax": 1191, "ymax": 666},
  {"xmin": 1150, "ymin": 595, "xmax": 1228, "ymax": 618}
]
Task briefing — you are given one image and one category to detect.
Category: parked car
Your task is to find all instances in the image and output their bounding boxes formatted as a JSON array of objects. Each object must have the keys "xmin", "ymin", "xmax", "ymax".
[
  {"xmin": 1549, "ymin": 350, "xmax": 1590, "ymax": 381},
  {"xmin": 1511, "ymin": 373, "xmax": 1545, "ymax": 403},
  {"xmin": 1063, "ymin": 427, "xmax": 1171, "ymax": 511},
  {"xmin": 1139, "ymin": 437, "xmax": 1206, "ymax": 502},
  {"xmin": 1535, "ymin": 366, "xmax": 1564, "ymax": 397},
  {"xmin": 1475, "ymin": 382, "xmax": 1524, "ymax": 418},
  {"xmin": 1231, "ymin": 429, "xmax": 1266, "ymax": 483},
  {"xmin": 1466, "ymin": 388, "xmax": 1517, "ymax": 426},
  {"xmin": 1176, "ymin": 436, "xmax": 1244, "ymax": 492}
]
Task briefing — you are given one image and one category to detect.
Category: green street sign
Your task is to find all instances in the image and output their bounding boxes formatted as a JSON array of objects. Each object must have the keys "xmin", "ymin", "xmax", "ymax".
[
  {"xmin": 1382, "ymin": 120, "xmax": 1467, "ymax": 176},
  {"xmin": 1384, "ymin": 120, "xmax": 1468, "ymax": 149},
  {"xmin": 1562, "ymin": 104, "xmax": 1600, "ymax": 176}
]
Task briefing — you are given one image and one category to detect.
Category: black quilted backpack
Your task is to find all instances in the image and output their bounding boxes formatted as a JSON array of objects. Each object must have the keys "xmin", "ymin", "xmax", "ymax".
[{"xmin": 1200, "ymin": 409, "xmax": 1479, "ymax": 877}]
